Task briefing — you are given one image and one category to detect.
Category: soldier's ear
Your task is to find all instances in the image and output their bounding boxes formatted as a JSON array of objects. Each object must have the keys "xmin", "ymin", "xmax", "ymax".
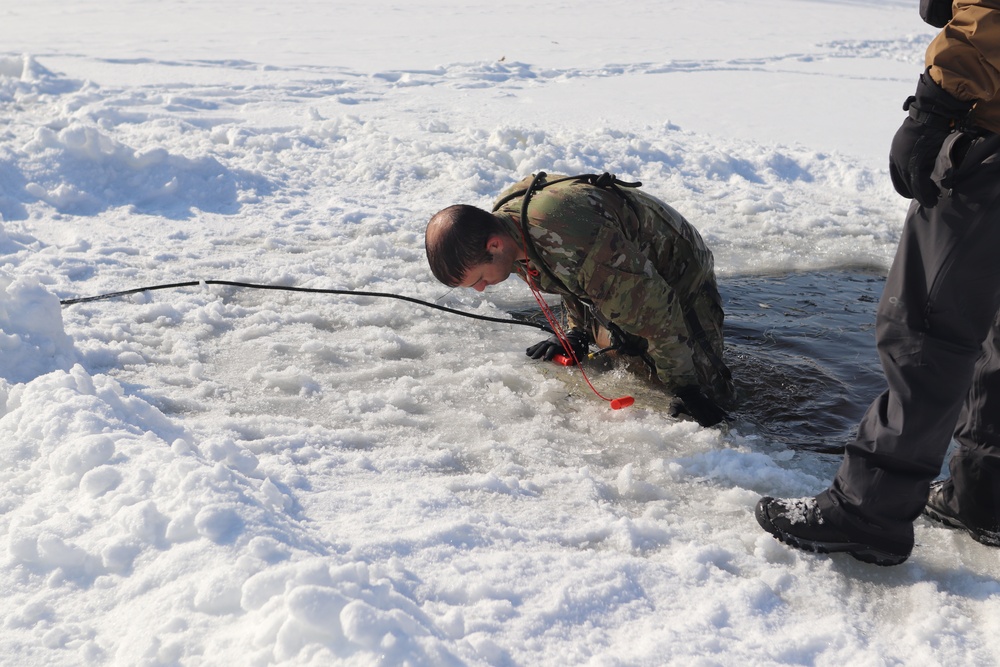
[{"xmin": 485, "ymin": 235, "xmax": 503, "ymax": 258}]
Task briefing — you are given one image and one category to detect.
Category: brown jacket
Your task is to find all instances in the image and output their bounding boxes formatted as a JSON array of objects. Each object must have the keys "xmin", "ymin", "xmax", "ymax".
[{"xmin": 927, "ymin": 0, "xmax": 1000, "ymax": 132}]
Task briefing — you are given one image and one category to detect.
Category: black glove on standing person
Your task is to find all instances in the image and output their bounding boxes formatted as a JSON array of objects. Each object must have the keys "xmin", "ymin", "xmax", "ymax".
[
  {"xmin": 889, "ymin": 69, "xmax": 974, "ymax": 208},
  {"xmin": 670, "ymin": 385, "xmax": 728, "ymax": 427},
  {"xmin": 526, "ymin": 329, "xmax": 589, "ymax": 364}
]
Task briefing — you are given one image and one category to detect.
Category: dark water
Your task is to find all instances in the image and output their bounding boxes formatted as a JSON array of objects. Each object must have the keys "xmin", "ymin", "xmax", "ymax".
[
  {"xmin": 510, "ymin": 269, "xmax": 888, "ymax": 454},
  {"xmin": 720, "ymin": 270, "xmax": 886, "ymax": 454}
]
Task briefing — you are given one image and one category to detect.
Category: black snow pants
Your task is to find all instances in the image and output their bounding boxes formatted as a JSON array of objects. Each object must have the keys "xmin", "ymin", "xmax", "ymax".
[{"xmin": 816, "ymin": 131, "xmax": 1000, "ymax": 550}]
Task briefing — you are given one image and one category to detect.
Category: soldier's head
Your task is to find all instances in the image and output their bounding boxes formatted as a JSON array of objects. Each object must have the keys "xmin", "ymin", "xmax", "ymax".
[{"xmin": 425, "ymin": 205, "xmax": 521, "ymax": 291}]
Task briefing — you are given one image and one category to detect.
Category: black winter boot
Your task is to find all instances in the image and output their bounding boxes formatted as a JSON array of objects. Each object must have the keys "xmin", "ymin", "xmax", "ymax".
[
  {"xmin": 923, "ymin": 479, "xmax": 1000, "ymax": 547},
  {"xmin": 755, "ymin": 496, "xmax": 911, "ymax": 566}
]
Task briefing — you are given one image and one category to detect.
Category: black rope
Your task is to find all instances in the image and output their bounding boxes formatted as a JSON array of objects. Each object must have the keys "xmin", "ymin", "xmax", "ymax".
[
  {"xmin": 58, "ymin": 173, "xmax": 644, "ymax": 337},
  {"xmin": 59, "ymin": 280, "xmax": 553, "ymax": 333}
]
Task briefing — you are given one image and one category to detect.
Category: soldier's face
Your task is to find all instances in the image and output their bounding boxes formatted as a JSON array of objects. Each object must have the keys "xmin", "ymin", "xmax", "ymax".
[
  {"xmin": 457, "ymin": 232, "xmax": 521, "ymax": 291},
  {"xmin": 458, "ymin": 257, "xmax": 514, "ymax": 292}
]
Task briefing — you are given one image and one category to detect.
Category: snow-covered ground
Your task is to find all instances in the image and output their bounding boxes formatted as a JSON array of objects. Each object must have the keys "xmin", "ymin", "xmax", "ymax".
[{"xmin": 3, "ymin": 1, "xmax": 1000, "ymax": 665}]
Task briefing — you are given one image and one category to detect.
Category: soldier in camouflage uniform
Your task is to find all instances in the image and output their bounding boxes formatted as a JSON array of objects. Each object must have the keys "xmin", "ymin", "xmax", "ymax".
[{"xmin": 425, "ymin": 172, "xmax": 735, "ymax": 426}]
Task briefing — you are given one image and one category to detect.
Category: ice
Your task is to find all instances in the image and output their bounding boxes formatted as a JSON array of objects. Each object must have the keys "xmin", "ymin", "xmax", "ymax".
[
  {"xmin": 0, "ymin": 274, "xmax": 76, "ymax": 384},
  {"xmin": 2, "ymin": 0, "xmax": 1000, "ymax": 665}
]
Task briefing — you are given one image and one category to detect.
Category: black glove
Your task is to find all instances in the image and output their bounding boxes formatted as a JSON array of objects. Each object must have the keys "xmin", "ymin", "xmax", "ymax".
[
  {"xmin": 889, "ymin": 70, "xmax": 974, "ymax": 208},
  {"xmin": 526, "ymin": 329, "xmax": 589, "ymax": 364},
  {"xmin": 670, "ymin": 385, "xmax": 728, "ymax": 427},
  {"xmin": 608, "ymin": 326, "xmax": 648, "ymax": 357}
]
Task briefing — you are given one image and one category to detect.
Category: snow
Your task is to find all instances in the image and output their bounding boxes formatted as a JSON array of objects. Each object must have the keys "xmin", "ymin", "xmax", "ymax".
[{"xmin": 2, "ymin": 0, "xmax": 1000, "ymax": 665}]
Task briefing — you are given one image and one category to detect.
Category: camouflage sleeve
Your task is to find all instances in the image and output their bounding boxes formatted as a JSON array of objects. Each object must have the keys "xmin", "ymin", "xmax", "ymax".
[
  {"xmin": 576, "ymin": 223, "xmax": 698, "ymax": 389},
  {"xmin": 561, "ymin": 294, "xmax": 589, "ymax": 332}
]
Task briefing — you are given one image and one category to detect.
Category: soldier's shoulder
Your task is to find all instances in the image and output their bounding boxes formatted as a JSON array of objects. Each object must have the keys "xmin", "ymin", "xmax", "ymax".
[{"xmin": 493, "ymin": 173, "xmax": 576, "ymax": 204}]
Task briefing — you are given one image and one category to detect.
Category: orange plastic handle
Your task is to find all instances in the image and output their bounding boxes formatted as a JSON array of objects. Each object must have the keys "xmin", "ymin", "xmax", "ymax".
[{"xmin": 610, "ymin": 396, "xmax": 634, "ymax": 410}]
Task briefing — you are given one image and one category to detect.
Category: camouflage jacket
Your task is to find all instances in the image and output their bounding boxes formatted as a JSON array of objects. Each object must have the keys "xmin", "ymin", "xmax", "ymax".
[{"xmin": 492, "ymin": 173, "xmax": 717, "ymax": 389}]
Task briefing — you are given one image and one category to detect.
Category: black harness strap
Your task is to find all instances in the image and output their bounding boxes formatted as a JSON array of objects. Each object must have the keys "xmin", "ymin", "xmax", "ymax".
[
  {"xmin": 496, "ymin": 171, "xmax": 643, "ymax": 293},
  {"xmin": 491, "ymin": 172, "xmax": 643, "ymax": 218}
]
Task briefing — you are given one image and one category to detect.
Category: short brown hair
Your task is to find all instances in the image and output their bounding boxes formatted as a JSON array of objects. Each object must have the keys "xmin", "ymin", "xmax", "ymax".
[{"xmin": 425, "ymin": 205, "xmax": 503, "ymax": 286}]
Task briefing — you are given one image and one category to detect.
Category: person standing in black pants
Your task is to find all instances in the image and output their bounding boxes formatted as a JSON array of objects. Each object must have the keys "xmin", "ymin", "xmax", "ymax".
[{"xmin": 756, "ymin": 0, "xmax": 1000, "ymax": 565}]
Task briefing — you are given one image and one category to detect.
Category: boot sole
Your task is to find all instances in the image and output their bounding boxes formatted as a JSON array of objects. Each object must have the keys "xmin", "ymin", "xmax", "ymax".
[
  {"xmin": 756, "ymin": 500, "xmax": 909, "ymax": 566},
  {"xmin": 923, "ymin": 506, "xmax": 1000, "ymax": 547}
]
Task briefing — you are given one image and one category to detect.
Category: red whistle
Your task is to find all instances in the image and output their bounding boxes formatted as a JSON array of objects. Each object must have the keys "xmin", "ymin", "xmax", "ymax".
[{"xmin": 552, "ymin": 354, "xmax": 576, "ymax": 366}]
